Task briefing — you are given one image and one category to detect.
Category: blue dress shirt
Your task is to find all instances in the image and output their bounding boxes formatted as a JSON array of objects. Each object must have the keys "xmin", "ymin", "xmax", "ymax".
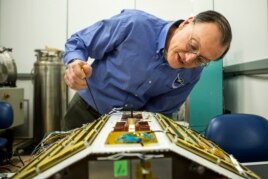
[{"xmin": 64, "ymin": 9, "xmax": 203, "ymax": 115}]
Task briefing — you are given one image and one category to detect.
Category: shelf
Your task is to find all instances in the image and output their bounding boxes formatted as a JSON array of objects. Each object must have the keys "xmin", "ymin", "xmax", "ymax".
[{"xmin": 223, "ymin": 58, "xmax": 268, "ymax": 78}]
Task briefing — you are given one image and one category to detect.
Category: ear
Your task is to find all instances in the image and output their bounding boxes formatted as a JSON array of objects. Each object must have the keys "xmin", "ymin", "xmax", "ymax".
[{"xmin": 178, "ymin": 16, "xmax": 194, "ymax": 29}]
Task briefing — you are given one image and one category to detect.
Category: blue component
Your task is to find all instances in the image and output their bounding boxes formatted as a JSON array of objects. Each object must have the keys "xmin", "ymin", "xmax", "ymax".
[
  {"xmin": 0, "ymin": 101, "xmax": 13, "ymax": 149},
  {"xmin": 0, "ymin": 101, "xmax": 13, "ymax": 129},
  {"xmin": 141, "ymin": 132, "xmax": 154, "ymax": 141},
  {"xmin": 116, "ymin": 134, "xmax": 141, "ymax": 143}
]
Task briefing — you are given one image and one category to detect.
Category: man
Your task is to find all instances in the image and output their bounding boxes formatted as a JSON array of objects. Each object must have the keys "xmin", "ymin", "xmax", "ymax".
[{"xmin": 63, "ymin": 9, "xmax": 232, "ymax": 130}]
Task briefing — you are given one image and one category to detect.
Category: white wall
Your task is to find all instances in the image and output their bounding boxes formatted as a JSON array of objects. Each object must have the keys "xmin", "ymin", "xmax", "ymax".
[
  {"xmin": 68, "ymin": 0, "xmax": 134, "ymax": 36},
  {"xmin": 215, "ymin": 0, "xmax": 268, "ymax": 66},
  {"xmin": 136, "ymin": 0, "xmax": 213, "ymax": 19},
  {"xmin": 224, "ymin": 75, "xmax": 268, "ymax": 119},
  {"xmin": 0, "ymin": 1, "xmax": 1, "ymax": 42},
  {"xmin": 0, "ymin": 0, "xmax": 67, "ymax": 74},
  {"xmin": 0, "ymin": 0, "xmax": 67, "ymax": 138},
  {"xmin": 217, "ymin": 0, "xmax": 268, "ymax": 119}
]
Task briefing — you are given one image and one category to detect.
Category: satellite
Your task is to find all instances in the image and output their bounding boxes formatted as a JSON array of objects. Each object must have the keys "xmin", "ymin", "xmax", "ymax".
[{"xmin": 12, "ymin": 111, "xmax": 260, "ymax": 179}]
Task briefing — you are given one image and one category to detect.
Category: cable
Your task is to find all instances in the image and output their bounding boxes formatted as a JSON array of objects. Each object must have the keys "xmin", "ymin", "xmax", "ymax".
[
  {"xmin": 81, "ymin": 64, "xmax": 99, "ymax": 112},
  {"xmin": 17, "ymin": 154, "xmax": 25, "ymax": 166},
  {"xmin": 85, "ymin": 79, "xmax": 99, "ymax": 112},
  {"xmin": 7, "ymin": 159, "xmax": 21, "ymax": 169},
  {"xmin": 0, "ymin": 166, "xmax": 12, "ymax": 173}
]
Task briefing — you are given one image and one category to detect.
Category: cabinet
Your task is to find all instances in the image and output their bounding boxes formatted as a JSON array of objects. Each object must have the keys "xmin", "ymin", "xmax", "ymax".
[
  {"xmin": 0, "ymin": 87, "xmax": 24, "ymax": 128},
  {"xmin": 189, "ymin": 61, "xmax": 223, "ymax": 133},
  {"xmin": 214, "ymin": 0, "xmax": 268, "ymax": 66}
]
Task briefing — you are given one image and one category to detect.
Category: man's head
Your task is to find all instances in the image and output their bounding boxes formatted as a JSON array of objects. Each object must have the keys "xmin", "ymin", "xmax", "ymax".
[{"xmin": 165, "ymin": 10, "xmax": 232, "ymax": 69}]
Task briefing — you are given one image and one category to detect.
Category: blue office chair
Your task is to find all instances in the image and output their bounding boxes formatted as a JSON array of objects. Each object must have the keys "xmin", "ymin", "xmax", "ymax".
[
  {"xmin": 205, "ymin": 113, "xmax": 268, "ymax": 163},
  {"xmin": 0, "ymin": 101, "xmax": 13, "ymax": 153}
]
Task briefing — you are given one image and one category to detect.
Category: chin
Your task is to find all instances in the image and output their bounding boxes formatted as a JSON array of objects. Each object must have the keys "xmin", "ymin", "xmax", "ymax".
[
  {"xmin": 167, "ymin": 62, "xmax": 183, "ymax": 69},
  {"xmin": 166, "ymin": 58, "xmax": 180, "ymax": 69}
]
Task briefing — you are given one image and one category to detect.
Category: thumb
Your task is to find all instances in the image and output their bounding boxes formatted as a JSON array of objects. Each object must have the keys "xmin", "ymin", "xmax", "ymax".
[{"xmin": 81, "ymin": 64, "xmax": 92, "ymax": 78}]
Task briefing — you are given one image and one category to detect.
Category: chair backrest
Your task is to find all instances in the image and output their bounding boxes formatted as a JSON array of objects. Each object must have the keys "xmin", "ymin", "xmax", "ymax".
[
  {"xmin": 205, "ymin": 113, "xmax": 268, "ymax": 163},
  {"xmin": 0, "ymin": 101, "xmax": 13, "ymax": 129}
]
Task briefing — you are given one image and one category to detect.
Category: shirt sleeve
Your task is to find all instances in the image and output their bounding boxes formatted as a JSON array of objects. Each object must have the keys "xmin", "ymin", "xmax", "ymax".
[{"xmin": 63, "ymin": 11, "xmax": 129, "ymax": 65}]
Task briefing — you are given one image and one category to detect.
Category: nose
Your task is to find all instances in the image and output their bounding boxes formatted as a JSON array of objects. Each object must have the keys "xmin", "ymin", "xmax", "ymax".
[{"xmin": 184, "ymin": 52, "xmax": 198, "ymax": 64}]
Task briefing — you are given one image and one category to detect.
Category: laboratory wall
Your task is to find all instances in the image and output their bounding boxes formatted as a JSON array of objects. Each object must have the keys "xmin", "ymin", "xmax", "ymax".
[
  {"xmin": 215, "ymin": 0, "xmax": 268, "ymax": 66},
  {"xmin": 215, "ymin": 0, "xmax": 268, "ymax": 119},
  {"xmin": 224, "ymin": 75, "xmax": 268, "ymax": 119},
  {"xmin": 0, "ymin": 0, "xmax": 268, "ymax": 138}
]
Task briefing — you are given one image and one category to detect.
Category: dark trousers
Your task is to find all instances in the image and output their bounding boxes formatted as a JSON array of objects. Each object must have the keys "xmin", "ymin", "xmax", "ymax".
[{"xmin": 63, "ymin": 93, "xmax": 101, "ymax": 131}]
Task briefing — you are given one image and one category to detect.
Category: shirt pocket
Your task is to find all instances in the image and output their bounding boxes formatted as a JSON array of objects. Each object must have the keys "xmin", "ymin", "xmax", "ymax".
[{"xmin": 135, "ymin": 79, "xmax": 153, "ymax": 98}]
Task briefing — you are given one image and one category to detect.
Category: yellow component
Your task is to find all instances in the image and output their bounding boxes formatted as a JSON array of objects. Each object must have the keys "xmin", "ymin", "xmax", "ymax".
[
  {"xmin": 154, "ymin": 113, "xmax": 260, "ymax": 179},
  {"xmin": 127, "ymin": 118, "xmax": 136, "ymax": 125},
  {"xmin": 105, "ymin": 131, "xmax": 158, "ymax": 145},
  {"xmin": 45, "ymin": 46, "xmax": 60, "ymax": 52},
  {"xmin": 12, "ymin": 116, "xmax": 108, "ymax": 179},
  {"xmin": 135, "ymin": 161, "xmax": 152, "ymax": 179}
]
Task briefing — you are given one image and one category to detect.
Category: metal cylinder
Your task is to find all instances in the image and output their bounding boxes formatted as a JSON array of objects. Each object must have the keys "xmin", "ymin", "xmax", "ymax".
[
  {"xmin": 33, "ymin": 48, "xmax": 67, "ymax": 143},
  {"xmin": 0, "ymin": 46, "xmax": 17, "ymax": 87}
]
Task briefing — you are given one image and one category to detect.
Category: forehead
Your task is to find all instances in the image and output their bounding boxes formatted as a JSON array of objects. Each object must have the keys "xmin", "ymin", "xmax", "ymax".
[
  {"xmin": 192, "ymin": 22, "xmax": 221, "ymax": 39},
  {"xmin": 192, "ymin": 22, "xmax": 225, "ymax": 60}
]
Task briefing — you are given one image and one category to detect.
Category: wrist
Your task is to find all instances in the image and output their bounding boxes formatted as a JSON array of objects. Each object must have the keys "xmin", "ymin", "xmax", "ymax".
[{"xmin": 68, "ymin": 59, "xmax": 77, "ymax": 64}]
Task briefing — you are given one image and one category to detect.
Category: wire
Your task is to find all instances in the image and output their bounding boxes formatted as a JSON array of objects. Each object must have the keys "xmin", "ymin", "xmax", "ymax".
[
  {"xmin": 7, "ymin": 159, "xmax": 21, "ymax": 169},
  {"xmin": 81, "ymin": 65, "xmax": 99, "ymax": 112},
  {"xmin": 0, "ymin": 166, "xmax": 12, "ymax": 173},
  {"xmin": 85, "ymin": 79, "xmax": 99, "ymax": 112},
  {"xmin": 97, "ymin": 152, "xmax": 164, "ymax": 161},
  {"xmin": 17, "ymin": 154, "xmax": 25, "ymax": 166}
]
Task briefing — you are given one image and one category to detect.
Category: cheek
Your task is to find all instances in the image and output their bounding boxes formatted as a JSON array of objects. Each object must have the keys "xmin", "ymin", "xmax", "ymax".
[
  {"xmin": 166, "ymin": 54, "xmax": 180, "ymax": 69},
  {"xmin": 166, "ymin": 54, "xmax": 175, "ymax": 67},
  {"xmin": 169, "ymin": 36, "xmax": 187, "ymax": 53}
]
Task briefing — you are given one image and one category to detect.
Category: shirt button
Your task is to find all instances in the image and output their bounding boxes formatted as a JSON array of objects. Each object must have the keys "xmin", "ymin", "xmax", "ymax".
[
  {"xmin": 124, "ymin": 104, "xmax": 128, "ymax": 107},
  {"xmin": 149, "ymin": 80, "xmax": 152, "ymax": 84},
  {"xmin": 135, "ymin": 94, "xmax": 138, "ymax": 96}
]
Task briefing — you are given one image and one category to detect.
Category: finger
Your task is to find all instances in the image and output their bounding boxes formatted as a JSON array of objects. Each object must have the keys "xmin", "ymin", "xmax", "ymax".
[
  {"xmin": 71, "ymin": 63, "xmax": 87, "ymax": 79},
  {"xmin": 65, "ymin": 76, "xmax": 87, "ymax": 90},
  {"xmin": 64, "ymin": 67, "xmax": 87, "ymax": 90},
  {"xmin": 81, "ymin": 64, "xmax": 92, "ymax": 78}
]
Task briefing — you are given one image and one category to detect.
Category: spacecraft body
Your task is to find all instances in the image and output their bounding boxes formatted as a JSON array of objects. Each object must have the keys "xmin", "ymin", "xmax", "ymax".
[{"xmin": 12, "ymin": 111, "xmax": 259, "ymax": 179}]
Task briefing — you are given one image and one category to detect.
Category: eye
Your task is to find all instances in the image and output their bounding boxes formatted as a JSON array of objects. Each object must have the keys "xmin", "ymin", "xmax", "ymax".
[
  {"xmin": 195, "ymin": 57, "xmax": 202, "ymax": 64},
  {"xmin": 198, "ymin": 56, "xmax": 206, "ymax": 63},
  {"xmin": 196, "ymin": 56, "xmax": 209, "ymax": 66},
  {"xmin": 188, "ymin": 39, "xmax": 199, "ymax": 53}
]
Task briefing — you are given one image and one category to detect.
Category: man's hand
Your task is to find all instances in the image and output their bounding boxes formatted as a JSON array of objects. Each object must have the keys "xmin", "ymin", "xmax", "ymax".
[{"xmin": 64, "ymin": 59, "xmax": 92, "ymax": 90}]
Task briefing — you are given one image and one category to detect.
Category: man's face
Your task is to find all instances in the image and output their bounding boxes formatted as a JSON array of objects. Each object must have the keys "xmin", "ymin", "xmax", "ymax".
[{"xmin": 166, "ymin": 19, "xmax": 227, "ymax": 69}]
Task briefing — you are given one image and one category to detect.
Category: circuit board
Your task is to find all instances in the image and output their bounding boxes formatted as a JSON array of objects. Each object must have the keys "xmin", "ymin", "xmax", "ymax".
[
  {"xmin": 11, "ymin": 111, "xmax": 260, "ymax": 179},
  {"xmin": 105, "ymin": 112, "xmax": 158, "ymax": 145}
]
